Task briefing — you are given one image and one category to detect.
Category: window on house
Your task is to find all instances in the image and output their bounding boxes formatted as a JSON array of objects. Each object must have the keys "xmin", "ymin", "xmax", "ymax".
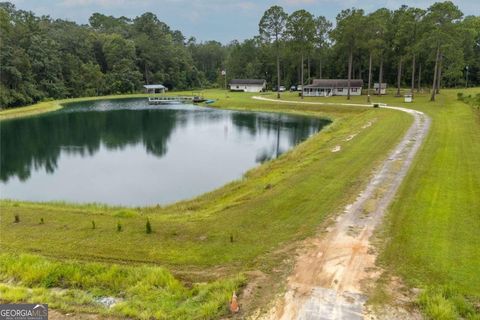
[
  {"xmin": 338, "ymin": 88, "xmax": 343, "ymax": 92},
  {"xmin": 352, "ymin": 88, "xmax": 357, "ymax": 92}
]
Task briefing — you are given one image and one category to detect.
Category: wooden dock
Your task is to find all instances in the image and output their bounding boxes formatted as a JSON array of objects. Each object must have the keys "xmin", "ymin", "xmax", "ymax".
[
  {"xmin": 148, "ymin": 96, "xmax": 192, "ymax": 104},
  {"xmin": 148, "ymin": 96, "xmax": 206, "ymax": 105}
]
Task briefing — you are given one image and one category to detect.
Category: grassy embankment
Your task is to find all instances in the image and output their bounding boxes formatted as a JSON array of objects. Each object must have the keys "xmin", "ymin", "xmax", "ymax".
[
  {"xmin": 374, "ymin": 88, "xmax": 480, "ymax": 319},
  {"xmin": 0, "ymin": 89, "xmax": 414, "ymax": 318},
  {"xmin": 290, "ymin": 88, "xmax": 480, "ymax": 319},
  {"xmin": 257, "ymin": 89, "xmax": 480, "ymax": 318},
  {"xmin": 209, "ymin": 89, "xmax": 480, "ymax": 319}
]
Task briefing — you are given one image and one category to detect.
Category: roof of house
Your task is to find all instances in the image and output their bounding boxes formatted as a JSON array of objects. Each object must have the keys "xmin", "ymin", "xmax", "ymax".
[
  {"xmin": 144, "ymin": 84, "xmax": 166, "ymax": 89},
  {"xmin": 229, "ymin": 79, "xmax": 266, "ymax": 85},
  {"xmin": 305, "ymin": 79, "xmax": 364, "ymax": 88}
]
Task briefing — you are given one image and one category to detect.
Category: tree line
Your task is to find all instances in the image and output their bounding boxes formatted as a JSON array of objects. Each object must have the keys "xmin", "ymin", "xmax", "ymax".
[
  {"xmin": 1, "ymin": 1, "xmax": 479, "ymax": 108},
  {"xmin": 252, "ymin": 2, "xmax": 479, "ymax": 101}
]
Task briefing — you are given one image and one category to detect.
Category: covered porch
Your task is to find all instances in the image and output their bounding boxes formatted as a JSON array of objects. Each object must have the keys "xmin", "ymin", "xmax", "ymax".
[{"xmin": 303, "ymin": 87, "xmax": 333, "ymax": 97}]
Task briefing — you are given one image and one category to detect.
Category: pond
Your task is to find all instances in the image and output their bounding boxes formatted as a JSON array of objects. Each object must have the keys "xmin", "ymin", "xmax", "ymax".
[{"xmin": 0, "ymin": 99, "xmax": 330, "ymax": 206}]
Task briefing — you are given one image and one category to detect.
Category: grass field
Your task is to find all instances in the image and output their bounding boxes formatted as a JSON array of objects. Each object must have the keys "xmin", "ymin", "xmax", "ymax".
[
  {"xmin": 0, "ymin": 89, "xmax": 413, "ymax": 317},
  {"xmin": 284, "ymin": 88, "xmax": 480, "ymax": 318},
  {"xmin": 268, "ymin": 89, "xmax": 480, "ymax": 318},
  {"xmin": 0, "ymin": 253, "xmax": 244, "ymax": 319},
  {"xmin": 1, "ymin": 88, "xmax": 478, "ymax": 318},
  {"xmin": 240, "ymin": 89, "xmax": 480, "ymax": 318},
  {"xmin": 375, "ymin": 88, "xmax": 480, "ymax": 319}
]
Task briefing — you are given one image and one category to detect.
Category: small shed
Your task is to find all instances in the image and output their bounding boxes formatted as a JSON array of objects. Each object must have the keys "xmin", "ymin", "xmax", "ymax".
[
  {"xmin": 374, "ymin": 83, "xmax": 387, "ymax": 95},
  {"xmin": 404, "ymin": 93, "xmax": 413, "ymax": 103},
  {"xmin": 144, "ymin": 84, "xmax": 166, "ymax": 94},
  {"xmin": 229, "ymin": 79, "xmax": 266, "ymax": 93}
]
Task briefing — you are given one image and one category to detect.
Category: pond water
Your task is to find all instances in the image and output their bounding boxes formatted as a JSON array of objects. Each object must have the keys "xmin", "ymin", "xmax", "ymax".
[{"xmin": 0, "ymin": 99, "xmax": 330, "ymax": 206}]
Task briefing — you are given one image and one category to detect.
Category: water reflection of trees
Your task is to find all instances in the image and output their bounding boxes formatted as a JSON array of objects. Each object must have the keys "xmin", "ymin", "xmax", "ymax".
[
  {"xmin": 1, "ymin": 108, "xmax": 177, "ymax": 182},
  {"xmin": 232, "ymin": 112, "xmax": 331, "ymax": 162},
  {"xmin": 1, "ymin": 104, "xmax": 330, "ymax": 182}
]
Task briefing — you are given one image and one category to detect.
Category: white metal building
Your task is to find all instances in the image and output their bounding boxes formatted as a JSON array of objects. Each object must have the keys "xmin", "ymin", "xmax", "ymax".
[{"xmin": 229, "ymin": 79, "xmax": 266, "ymax": 93}]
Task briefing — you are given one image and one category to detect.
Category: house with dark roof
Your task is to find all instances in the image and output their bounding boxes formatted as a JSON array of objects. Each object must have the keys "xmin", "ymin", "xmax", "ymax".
[
  {"xmin": 303, "ymin": 79, "xmax": 364, "ymax": 97},
  {"xmin": 229, "ymin": 79, "xmax": 266, "ymax": 93}
]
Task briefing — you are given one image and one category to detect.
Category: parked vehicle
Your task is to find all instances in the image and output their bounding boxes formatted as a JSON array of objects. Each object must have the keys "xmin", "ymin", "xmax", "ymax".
[
  {"xmin": 279, "ymin": 86, "xmax": 286, "ymax": 92},
  {"xmin": 290, "ymin": 85, "xmax": 296, "ymax": 91}
]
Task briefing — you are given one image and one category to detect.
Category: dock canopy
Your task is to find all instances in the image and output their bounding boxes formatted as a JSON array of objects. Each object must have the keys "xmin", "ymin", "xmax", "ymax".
[{"xmin": 144, "ymin": 84, "xmax": 166, "ymax": 94}]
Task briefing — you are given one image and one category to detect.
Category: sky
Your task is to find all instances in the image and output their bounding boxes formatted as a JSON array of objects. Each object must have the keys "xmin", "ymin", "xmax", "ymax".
[{"xmin": 9, "ymin": 0, "xmax": 480, "ymax": 43}]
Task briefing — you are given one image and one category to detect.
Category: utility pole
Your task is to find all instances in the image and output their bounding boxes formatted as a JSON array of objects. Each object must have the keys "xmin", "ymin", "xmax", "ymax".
[
  {"xmin": 367, "ymin": 53, "xmax": 372, "ymax": 103},
  {"xmin": 222, "ymin": 69, "xmax": 227, "ymax": 90}
]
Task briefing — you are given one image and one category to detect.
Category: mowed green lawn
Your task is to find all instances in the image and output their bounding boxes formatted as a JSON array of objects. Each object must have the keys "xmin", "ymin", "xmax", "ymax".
[
  {"xmin": 0, "ymin": 90, "xmax": 412, "ymax": 318},
  {"xmin": 377, "ymin": 89, "xmax": 480, "ymax": 319},
  {"xmin": 277, "ymin": 89, "xmax": 480, "ymax": 318}
]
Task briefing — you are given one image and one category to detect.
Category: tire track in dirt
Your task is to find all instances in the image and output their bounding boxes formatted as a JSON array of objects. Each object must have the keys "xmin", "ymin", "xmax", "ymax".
[{"xmin": 251, "ymin": 97, "xmax": 430, "ymax": 320}]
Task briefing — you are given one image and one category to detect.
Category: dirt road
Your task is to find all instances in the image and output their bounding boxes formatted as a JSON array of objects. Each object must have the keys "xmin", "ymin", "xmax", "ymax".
[{"xmin": 252, "ymin": 97, "xmax": 431, "ymax": 320}]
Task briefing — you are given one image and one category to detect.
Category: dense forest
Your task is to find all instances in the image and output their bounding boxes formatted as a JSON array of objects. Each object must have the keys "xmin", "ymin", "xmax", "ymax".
[{"xmin": 0, "ymin": 1, "xmax": 479, "ymax": 108}]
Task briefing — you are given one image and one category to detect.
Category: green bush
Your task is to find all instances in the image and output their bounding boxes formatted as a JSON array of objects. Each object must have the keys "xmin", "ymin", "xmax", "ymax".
[
  {"xmin": 145, "ymin": 219, "xmax": 152, "ymax": 234},
  {"xmin": 456, "ymin": 92, "xmax": 480, "ymax": 109}
]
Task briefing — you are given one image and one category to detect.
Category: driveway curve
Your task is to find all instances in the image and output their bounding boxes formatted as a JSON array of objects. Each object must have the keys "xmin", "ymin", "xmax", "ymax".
[{"xmin": 251, "ymin": 96, "xmax": 431, "ymax": 320}]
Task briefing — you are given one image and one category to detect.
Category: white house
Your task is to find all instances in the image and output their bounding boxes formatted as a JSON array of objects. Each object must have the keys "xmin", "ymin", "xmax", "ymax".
[
  {"xmin": 144, "ymin": 84, "xmax": 166, "ymax": 94},
  {"xmin": 374, "ymin": 83, "xmax": 387, "ymax": 95},
  {"xmin": 303, "ymin": 79, "xmax": 364, "ymax": 97},
  {"xmin": 229, "ymin": 79, "xmax": 266, "ymax": 93}
]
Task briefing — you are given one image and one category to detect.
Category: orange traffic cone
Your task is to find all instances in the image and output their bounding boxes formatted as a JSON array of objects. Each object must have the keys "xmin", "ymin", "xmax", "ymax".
[{"xmin": 229, "ymin": 291, "xmax": 239, "ymax": 313}]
